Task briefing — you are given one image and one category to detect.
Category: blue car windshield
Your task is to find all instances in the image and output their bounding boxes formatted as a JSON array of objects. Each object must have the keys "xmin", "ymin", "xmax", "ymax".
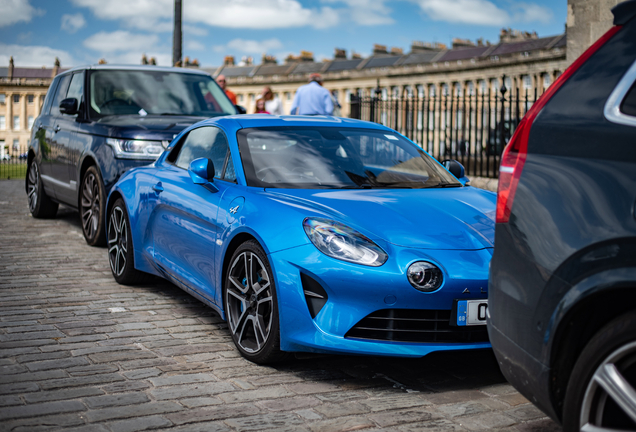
[
  {"xmin": 88, "ymin": 70, "xmax": 236, "ymax": 118},
  {"xmin": 237, "ymin": 127, "xmax": 461, "ymax": 189}
]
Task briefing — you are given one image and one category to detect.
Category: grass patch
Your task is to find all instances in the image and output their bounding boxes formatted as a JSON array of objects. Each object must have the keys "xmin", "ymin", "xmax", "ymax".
[{"xmin": 0, "ymin": 163, "xmax": 27, "ymax": 180}]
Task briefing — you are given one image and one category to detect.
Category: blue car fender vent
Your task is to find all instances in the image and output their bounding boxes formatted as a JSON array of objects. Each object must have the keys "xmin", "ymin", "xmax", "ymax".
[
  {"xmin": 300, "ymin": 273, "xmax": 328, "ymax": 319},
  {"xmin": 345, "ymin": 309, "xmax": 489, "ymax": 343}
]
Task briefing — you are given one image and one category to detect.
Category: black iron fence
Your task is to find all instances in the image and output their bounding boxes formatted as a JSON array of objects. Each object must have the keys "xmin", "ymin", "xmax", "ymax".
[
  {"xmin": 0, "ymin": 146, "xmax": 27, "ymax": 180},
  {"xmin": 349, "ymin": 86, "xmax": 540, "ymax": 178}
]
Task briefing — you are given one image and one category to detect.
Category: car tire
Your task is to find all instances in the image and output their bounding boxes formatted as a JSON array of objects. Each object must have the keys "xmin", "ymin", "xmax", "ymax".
[
  {"xmin": 563, "ymin": 310, "xmax": 636, "ymax": 432},
  {"xmin": 26, "ymin": 160, "xmax": 58, "ymax": 218},
  {"xmin": 80, "ymin": 166, "xmax": 106, "ymax": 246},
  {"xmin": 223, "ymin": 240, "xmax": 288, "ymax": 364},
  {"xmin": 107, "ymin": 198, "xmax": 152, "ymax": 285}
]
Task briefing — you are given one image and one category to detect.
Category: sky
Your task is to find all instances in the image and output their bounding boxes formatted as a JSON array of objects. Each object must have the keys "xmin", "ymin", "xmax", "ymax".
[{"xmin": 0, "ymin": 0, "xmax": 566, "ymax": 69}]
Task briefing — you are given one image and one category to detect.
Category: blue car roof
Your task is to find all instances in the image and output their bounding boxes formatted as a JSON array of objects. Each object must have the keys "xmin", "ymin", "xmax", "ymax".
[{"xmin": 193, "ymin": 115, "xmax": 394, "ymax": 132}]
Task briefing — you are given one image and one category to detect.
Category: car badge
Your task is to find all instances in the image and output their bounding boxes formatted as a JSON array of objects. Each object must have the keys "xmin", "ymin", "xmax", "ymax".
[
  {"xmin": 462, "ymin": 288, "xmax": 470, "ymax": 294},
  {"xmin": 229, "ymin": 205, "xmax": 239, "ymax": 215}
]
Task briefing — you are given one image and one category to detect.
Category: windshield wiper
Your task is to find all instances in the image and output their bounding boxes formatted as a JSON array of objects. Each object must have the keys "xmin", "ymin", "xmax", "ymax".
[{"xmin": 429, "ymin": 182, "xmax": 462, "ymax": 188}]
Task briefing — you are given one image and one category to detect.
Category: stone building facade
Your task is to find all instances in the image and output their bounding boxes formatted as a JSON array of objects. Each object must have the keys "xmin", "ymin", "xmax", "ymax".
[
  {"xmin": 0, "ymin": 58, "xmax": 64, "ymax": 157},
  {"xmin": 204, "ymin": 31, "xmax": 568, "ymax": 117}
]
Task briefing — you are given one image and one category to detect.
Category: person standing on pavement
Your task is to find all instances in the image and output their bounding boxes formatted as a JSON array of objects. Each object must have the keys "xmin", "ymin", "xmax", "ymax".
[
  {"xmin": 216, "ymin": 74, "xmax": 237, "ymax": 105},
  {"xmin": 261, "ymin": 86, "xmax": 283, "ymax": 115},
  {"xmin": 290, "ymin": 73, "xmax": 333, "ymax": 115}
]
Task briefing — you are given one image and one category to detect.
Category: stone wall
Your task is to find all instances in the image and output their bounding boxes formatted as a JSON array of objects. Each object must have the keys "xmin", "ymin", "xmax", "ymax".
[{"xmin": 567, "ymin": 0, "xmax": 622, "ymax": 63}]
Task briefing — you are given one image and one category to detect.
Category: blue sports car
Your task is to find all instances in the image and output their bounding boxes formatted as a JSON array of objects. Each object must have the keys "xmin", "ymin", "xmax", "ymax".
[{"xmin": 106, "ymin": 115, "xmax": 495, "ymax": 364}]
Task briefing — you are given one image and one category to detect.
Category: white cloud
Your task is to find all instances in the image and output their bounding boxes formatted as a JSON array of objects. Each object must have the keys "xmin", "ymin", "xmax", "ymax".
[
  {"xmin": 0, "ymin": 0, "xmax": 44, "ymax": 27},
  {"xmin": 216, "ymin": 38, "xmax": 284, "ymax": 55},
  {"xmin": 412, "ymin": 0, "xmax": 552, "ymax": 26},
  {"xmin": 83, "ymin": 31, "xmax": 159, "ymax": 53},
  {"xmin": 71, "ymin": 0, "xmax": 339, "ymax": 30},
  {"xmin": 0, "ymin": 43, "xmax": 76, "ymax": 67},
  {"xmin": 414, "ymin": 0, "xmax": 509, "ymax": 26},
  {"xmin": 322, "ymin": 0, "xmax": 394, "ymax": 25},
  {"xmin": 61, "ymin": 13, "xmax": 86, "ymax": 33},
  {"xmin": 184, "ymin": 25, "xmax": 208, "ymax": 37},
  {"xmin": 186, "ymin": 40, "xmax": 205, "ymax": 51},
  {"xmin": 512, "ymin": 3, "xmax": 552, "ymax": 24}
]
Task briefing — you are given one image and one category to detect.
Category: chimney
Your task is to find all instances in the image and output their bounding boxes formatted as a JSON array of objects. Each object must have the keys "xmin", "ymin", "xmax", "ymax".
[
  {"xmin": 299, "ymin": 51, "xmax": 314, "ymax": 62},
  {"xmin": 334, "ymin": 48, "xmax": 346, "ymax": 59},
  {"xmin": 8, "ymin": 56, "xmax": 14, "ymax": 80},
  {"xmin": 351, "ymin": 52, "xmax": 362, "ymax": 60},
  {"xmin": 262, "ymin": 54, "xmax": 277, "ymax": 64},
  {"xmin": 98, "ymin": 58, "xmax": 107, "ymax": 64},
  {"xmin": 141, "ymin": 54, "xmax": 149, "ymax": 65},
  {"xmin": 390, "ymin": 47, "xmax": 403, "ymax": 56},
  {"xmin": 452, "ymin": 38, "xmax": 476, "ymax": 49},
  {"xmin": 224, "ymin": 56, "xmax": 235, "ymax": 66},
  {"xmin": 150, "ymin": 57, "xmax": 157, "ymax": 65},
  {"xmin": 373, "ymin": 44, "xmax": 388, "ymax": 55},
  {"xmin": 52, "ymin": 57, "xmax": 60, "ymax": 77}
]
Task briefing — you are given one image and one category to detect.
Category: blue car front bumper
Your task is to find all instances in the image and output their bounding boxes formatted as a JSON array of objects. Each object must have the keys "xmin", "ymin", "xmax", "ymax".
[{"xmin": 269, "ymin": 244, "xmax": 492, "ymax": 357}]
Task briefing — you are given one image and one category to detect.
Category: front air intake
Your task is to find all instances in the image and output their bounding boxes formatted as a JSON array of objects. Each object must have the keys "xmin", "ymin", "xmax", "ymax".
[
  {"xmin": 301, "ymin": 273, "xmax": 328, "ymax": 318},
  {"xmin": 345, "ymin": 309, "xmax": 489, "ymax": 343}
]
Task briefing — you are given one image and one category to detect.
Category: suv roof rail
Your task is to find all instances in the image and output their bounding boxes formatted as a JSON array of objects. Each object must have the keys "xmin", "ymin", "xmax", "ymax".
[{"xmin": 613, "ymin": 0, "xmax": 636, "ymax": 25}]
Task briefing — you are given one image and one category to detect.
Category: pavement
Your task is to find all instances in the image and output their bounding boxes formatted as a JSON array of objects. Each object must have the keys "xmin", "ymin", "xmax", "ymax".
[{"xmin": 0, "ymin": 179, "xmax": 560, "ymax": 432}]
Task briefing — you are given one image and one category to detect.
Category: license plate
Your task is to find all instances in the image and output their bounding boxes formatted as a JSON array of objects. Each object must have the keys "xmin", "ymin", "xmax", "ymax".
[{"xmin": 455, "ymin": 299, "xmax": 488, "ymax": 326}]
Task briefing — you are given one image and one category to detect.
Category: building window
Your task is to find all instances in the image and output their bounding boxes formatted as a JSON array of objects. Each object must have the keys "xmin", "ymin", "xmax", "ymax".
[
  {"xmin": 13, "ymin": 95, "xmax": 19, "ymax": 103},
  {"xmin": 13, "ymin": 139, "xmax": 19, "ymax": 151},
  {"xmin": 284, "ymin": 92, "xmax": 291, "ymax": 101},
  {"xmin": 0, "ymin": 116, "xmax": 5, "ymax": 130},
  {"xmin": 28, "ymin": 116, "xmax": 34, "ymax": 130},
  {"xmin": 467, "ymin": 82, "xmax": 475, "ymax": 96},
  {"xmin": 0, "ymin": 94, "xmax": 5, "ymax": 104},
  {"xmin": 523, "ymin": 75, "xmax": 532, "ymax": 90},
  {"xmin": 543, "ymin": 74, "xmax": 552, "ymax": 88},
  {"xmin": 249, "ymin": 94, "xmax": 255, "ymax": 104},
  {"xmin": 479, "ymin": 80, "xmax": 486, "ymax": 94},
  {"xmin": 28, "ymin": 95, "xmax": 34, "ymax": 104},
  {"xmin": 237, "ymin": 94, "xmax": 244, "ymax": 103},
  {"xmin": 442, "ymin": 84, "xmax": 449, "ymax": 96},
  {"xmin": 429, "ymin": 85, "xmax": 436, "ymax": 97},
  {"xmin": 491, "ymin": 79, "xmax": 499, "ymax": 93},
  {"xmin": 13, "ymin": 116, "xmax": 19, "ymax": 130}
]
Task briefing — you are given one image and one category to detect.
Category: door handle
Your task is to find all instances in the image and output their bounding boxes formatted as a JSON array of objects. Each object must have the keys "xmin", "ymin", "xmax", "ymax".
[
  {"xmin": 152, "ymin": 183, "xmax": 164, "ymax": 193},
  {"xmin": 54, "ymin": 125, "xmax": 61, "ymax": 132}
]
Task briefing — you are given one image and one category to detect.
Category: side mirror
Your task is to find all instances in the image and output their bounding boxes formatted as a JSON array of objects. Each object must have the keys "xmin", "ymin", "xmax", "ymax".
[
  {"xmin": 59, "ymin": 98, "xmax": 79, "ymax": 115},
  {"xmin": 235, "ymin": 105, "xmax": 247, "ymax": 115},
  {"xmin": 442, "ymin": 160, "xmax": 469, "ymax": 185},
  {"xmin": 188, "ymin": 158, "xmax": 215, "ymax": 184}
]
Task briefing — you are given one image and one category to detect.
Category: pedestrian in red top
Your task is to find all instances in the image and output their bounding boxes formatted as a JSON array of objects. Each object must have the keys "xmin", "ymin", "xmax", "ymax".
[{"xmin": 216, "ymin": 74, "xmax": 237, "ymax": 105}]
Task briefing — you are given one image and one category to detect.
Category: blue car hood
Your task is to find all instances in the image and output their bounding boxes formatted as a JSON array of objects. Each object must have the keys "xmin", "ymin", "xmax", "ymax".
[{"xmin": 266, "ymin": 187, "xmax": 495, "ymax": 250}]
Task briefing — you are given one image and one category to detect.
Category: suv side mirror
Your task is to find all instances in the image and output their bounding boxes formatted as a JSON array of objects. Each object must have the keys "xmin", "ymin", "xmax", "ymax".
[
  {"xmin": 442, "ymin": 159, "xmax": 469, "ymax": 185},
  {"xmin": 59, "ymin": 98, "xmax": 79, "ymax": 115},
  {"xmin": 235, "ymin": 105, "xmax": 246, "ymax": 114}
]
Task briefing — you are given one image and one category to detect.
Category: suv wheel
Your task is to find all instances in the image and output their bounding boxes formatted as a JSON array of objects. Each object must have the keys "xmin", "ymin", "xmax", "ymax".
[
  {"xmin": 80, "ymin": 166, "xmax": 106, "ymax": 246},
  {"xmin": 26, "ymin": 160, "xmax": 58, "ymax": 218},
  {"xmin": 563, "ymin": 311, "xmax": 636, "ymax": 431}
]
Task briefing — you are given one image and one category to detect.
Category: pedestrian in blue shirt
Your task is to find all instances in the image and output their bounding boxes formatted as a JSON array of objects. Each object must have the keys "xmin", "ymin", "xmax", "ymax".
[{"xmin": 290, "ymin": 73, "xmax": 334, "ymax": 115}]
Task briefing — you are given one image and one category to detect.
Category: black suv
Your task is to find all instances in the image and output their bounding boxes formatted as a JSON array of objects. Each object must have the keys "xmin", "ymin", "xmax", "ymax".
[
  {"xmin": 488, "ymin": 2, "xmax": 636, "ymax": 431},
  {"xmin": 26, "ymin": 65, "xmax": 238, "ymax": 245}
]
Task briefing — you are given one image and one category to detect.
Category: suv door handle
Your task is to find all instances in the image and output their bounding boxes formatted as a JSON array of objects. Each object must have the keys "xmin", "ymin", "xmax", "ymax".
[
  {"xmin": 54, "ymin": 125, "xmax": 61, "ymax": 132},
  {"xmin": 152, "ymin": 183, "xmax": 164, "ymax": 193}
]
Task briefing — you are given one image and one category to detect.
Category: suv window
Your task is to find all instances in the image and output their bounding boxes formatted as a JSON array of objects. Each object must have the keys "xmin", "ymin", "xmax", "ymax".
[
  {"xmin": 174, "ymin": 126, "xmax": 230, "ymax": 179},
  {"xmin": 621, "ymin": 81, "xmax": 636, "ymax": 116},
  {"xmin": 50, "ymin": 74, "xmax": 72, "ymax": 116},
  {"xmin": 88, "ymin": 70, "xmax": 235, "ymax": 119},
  {"xmin": 67, "ymin": 72, "xmax": 84, "ymax": 106}
]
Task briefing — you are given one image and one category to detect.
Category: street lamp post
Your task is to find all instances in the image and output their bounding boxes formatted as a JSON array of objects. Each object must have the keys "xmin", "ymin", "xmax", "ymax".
[{"xmin": 173, "ymin": 0, "xmax": 182, "ymax": 66}]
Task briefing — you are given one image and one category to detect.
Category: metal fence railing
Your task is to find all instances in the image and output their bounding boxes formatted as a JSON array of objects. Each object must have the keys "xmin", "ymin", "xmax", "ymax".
[
  {"xmin": 349, "ymin": 85, "xmax": 540, "ymax": 178},
  {"xmin": 0, "ymin": 147, "xmax": 27, "ymax": 180}
]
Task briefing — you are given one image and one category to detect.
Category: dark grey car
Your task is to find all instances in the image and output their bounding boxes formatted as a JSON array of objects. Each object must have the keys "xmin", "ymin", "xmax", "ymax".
[
  {"xmin": 26, "ymin": 65, "xmax": 238, "ymax": 245},
  {"xmin": 488, "ymin": 1, "xmax": 636, "ymax": 431}
]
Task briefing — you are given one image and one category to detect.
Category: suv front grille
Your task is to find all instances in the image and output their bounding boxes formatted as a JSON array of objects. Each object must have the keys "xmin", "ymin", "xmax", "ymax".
[{"xmin": 345, "ymin": 309, "xmax": 489, "ymax": 343}]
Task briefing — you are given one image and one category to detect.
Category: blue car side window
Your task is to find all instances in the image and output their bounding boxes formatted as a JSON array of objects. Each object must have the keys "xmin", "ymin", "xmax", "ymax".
[{"xmin": 174, "ymin": 126, "xmax": 229, "ymax": 179}]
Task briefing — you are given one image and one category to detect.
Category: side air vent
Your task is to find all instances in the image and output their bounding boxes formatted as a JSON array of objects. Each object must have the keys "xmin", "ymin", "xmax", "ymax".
[
  {"xmin": 345, "ymin": 309, "xmax": 489, "ymax": 343},
  {"xmin": 301, "ymin": 273, "xmax": 328, "ymax": 319}
]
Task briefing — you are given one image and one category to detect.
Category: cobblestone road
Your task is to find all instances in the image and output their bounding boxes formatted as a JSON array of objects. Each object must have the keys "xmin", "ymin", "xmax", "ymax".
[{"xmin": 0, "ymin": 179, "xmax": 561, "ymax": 432}]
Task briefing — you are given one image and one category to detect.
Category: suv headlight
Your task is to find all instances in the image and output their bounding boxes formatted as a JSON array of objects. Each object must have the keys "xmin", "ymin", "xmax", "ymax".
[
  {"xmin": 303, "ymin": 217, "xmax": 387, "ymax": 267},
  {"xmin": 106, "ymin": 138, "xmax": 167, "ymax": 160}
]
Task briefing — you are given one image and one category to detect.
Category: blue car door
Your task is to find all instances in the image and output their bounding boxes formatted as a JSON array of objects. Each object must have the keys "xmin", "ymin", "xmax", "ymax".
[{"xmin": 151, "ymin": 126, "xmax": 234, "ymax": 305}]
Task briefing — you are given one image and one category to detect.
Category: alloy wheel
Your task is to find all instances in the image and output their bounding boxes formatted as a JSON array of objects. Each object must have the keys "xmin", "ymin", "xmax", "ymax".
[
  {"xmin": 81, "ymin": 172, "xmax": 101, "ymax": 240},
  {"xmin": 27, "ymin": 162, "xmax": 39, "ymax": 213},
  {"xmin": 226, "ymin": 251, "xmax": 274, "ymax": 353},
  {"xmin": 107, "ymin": 205, "xmax": 128, "ymax": 277},
  {"xmin": 580, "ymin": 341, "xmax": 636, "ymax": 431}
]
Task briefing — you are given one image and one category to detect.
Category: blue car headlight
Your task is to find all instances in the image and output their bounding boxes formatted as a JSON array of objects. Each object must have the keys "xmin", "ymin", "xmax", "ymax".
[{"xmin": 303, "ymin": 217, "xmax": 388, "ymax": 267}]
